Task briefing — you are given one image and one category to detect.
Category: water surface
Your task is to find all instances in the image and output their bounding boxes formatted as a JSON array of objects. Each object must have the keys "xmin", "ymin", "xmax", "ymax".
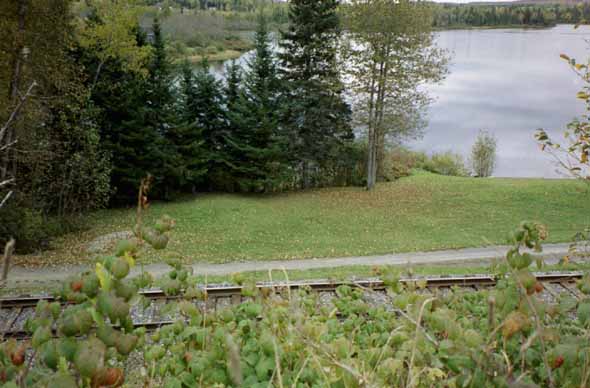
[{"xmin": 410, "ymin": 25, "xmax": 590, "ymax": 177}]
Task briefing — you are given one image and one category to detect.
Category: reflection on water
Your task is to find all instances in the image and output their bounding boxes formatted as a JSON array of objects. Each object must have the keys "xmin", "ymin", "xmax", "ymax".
[
  {"xmin": 213, "ymin": 25, "xmax": 590, "ymax": 177},
  {"xmin": 410, "ymin": 24, "xmax": 590, "ymax": 177}
]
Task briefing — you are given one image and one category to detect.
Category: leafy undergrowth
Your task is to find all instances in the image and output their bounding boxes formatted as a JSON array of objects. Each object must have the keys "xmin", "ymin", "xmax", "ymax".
[
  {"xmin": 15, "ymin": 172, "xmax": 590, "ymax": 267},
  {"xmin": 4, "ymin": 222, "xmax": 590, "ymax": 387}
]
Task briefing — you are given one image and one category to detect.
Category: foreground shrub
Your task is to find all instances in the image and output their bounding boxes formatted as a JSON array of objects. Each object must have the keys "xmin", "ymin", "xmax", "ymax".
[
  {"xmin": 471, "ymin": 130, "xmax": 497, "ymax": 177},
  {"xmin": 0, "ymin": 201, "xmax": 172, "ymax": 386},
  {"xmin": 4, "ymin": 221, "xmax": 590, "ymax": 387}
]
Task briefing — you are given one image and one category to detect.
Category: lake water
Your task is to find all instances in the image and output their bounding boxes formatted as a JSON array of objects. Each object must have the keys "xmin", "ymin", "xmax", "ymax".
[
  {"xmin": 215, "ymin": 25, "xmax": 590, "ymax": 177},
  {"xmin": 410, "ymin": 24, "xmax": 590, "ymax": 178}
]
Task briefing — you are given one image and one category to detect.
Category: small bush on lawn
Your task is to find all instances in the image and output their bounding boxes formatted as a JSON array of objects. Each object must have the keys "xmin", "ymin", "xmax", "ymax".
[
  {"xmin": 471, "ymin": 130, "xmax": 497, "ymax": 177},
  {"xmin": 422, "ymin": 151, "xmax": 468, "ymax": 176}
]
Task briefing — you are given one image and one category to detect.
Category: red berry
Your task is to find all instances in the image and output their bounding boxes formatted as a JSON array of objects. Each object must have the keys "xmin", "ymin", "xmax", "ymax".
[
  {"xmin": 553, "ymin": 356, "xmax": 564, "ymax": 369},
  {"xmin": 71, "ymin": 280, "xmax": 83, "ymax": 292},
  {"xmin": 10, "ymin": 345, "xmax": 25, "ymax": 366}
]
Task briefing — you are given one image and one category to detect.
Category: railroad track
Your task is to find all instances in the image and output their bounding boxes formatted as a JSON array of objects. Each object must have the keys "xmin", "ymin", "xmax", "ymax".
[{"xmin": 0, "ymin": 271, "xmax": 584, "ymax": 339}]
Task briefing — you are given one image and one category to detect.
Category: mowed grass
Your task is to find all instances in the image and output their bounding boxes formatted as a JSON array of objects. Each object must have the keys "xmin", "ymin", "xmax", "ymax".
[{"xmin": 19, "ymin": 171, "xmax": 590, "ymax": 266}]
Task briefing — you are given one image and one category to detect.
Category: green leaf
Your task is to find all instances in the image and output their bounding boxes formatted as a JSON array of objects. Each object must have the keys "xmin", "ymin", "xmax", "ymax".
[
  {"xmin": 578, "ymin": 301, "xmax": 590, "ymax": 326},
  {"xmin": 95, "ymin": 263, "xmax": 111, "ymax": 291},
  {"xmin": 163, "ymin": 376, "xmax": 182, "ymax": 388}
]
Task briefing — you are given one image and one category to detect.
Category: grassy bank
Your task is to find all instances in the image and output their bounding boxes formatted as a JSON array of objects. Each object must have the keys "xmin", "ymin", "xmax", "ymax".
[
  {"xmin": 18, "ymin": 171, "xmax": 590, "ymax": 266},
  {"xmin": 146, "ymin": 9, "xmax": 256, "ymax": 65}
]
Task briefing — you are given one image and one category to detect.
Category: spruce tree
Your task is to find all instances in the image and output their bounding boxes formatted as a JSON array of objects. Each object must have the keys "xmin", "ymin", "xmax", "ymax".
[
  {"xmin": 92, "ymin": 18, "xmax": 177, "ymax": 200},
  {"xmin": 279, "ymin": 0, "xmax": 353, "ymax": 189},
  {"xmin": 146, "ymin": 17, "xmax": 178, "ymax": 197},
  {"xmin": 86, "ymin": 26, "xmax": 164, "ymax": 201},
  {"xmin": 168, "ymin": 61, "xmax": 208, "ymax": 192},
  {"xmin": 225, "ymin": 60, "xmax": 242, "ymax": 112},
  {"xmin": 148, "ymin": 17, "xmax": 175, "ymax": 124},
  {"xmin": 189, "ymin": 59, "xmax": 229, "ymax": 189},
  {"xmin": 225, "ymin": 15, "xmax": 287, "ymax": 192}
]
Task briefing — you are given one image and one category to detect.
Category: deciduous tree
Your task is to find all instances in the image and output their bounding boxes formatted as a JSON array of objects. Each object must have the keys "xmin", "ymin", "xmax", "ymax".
[
  {"xmin": 78, "ymin": 0, "xmax": 152, "ymax": 91},
  {"xmin": 344, "ymin": 0, "xmax": 448, "ymax": 190}
]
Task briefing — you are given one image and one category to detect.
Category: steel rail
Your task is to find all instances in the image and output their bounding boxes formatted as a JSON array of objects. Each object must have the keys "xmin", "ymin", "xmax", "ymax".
[
  {"xmin": 0, "ymin": 272, "xmax": 583, "ymax": 308},
  {"xmin": 0, "ymin": 272, "xmax": 584, "ymax": 339}
]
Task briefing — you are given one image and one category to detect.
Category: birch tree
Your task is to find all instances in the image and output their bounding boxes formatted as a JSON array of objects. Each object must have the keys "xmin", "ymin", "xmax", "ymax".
[
  {"xmin": 78, "ymin": 0, "xmax": 152, "ymax": 91},
  {"xmin": 343, "ymin": 0, "xmax": 448, "ymax": 190}
]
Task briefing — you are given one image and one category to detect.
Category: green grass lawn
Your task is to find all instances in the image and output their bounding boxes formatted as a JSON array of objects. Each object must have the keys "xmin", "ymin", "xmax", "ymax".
[{"xmin": 19, "ymin": 171, "xmax": 590, "ymax": 266}]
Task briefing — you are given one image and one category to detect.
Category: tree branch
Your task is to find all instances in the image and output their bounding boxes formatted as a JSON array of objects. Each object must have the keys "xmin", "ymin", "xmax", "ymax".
[
  {"xmin": 0, "ymin": 178, "xmax": 15, "ymax": 189},
  {"xmin": 0, "ymin": 191, "xmax": 13, "ymax": 210},
  {"xmin": 0, "ymin": 81, "xmax": 37, "ymax": 145},
  {"xmin": 0, "ymin": 140, "xmax": 17, "ymax": 153}
]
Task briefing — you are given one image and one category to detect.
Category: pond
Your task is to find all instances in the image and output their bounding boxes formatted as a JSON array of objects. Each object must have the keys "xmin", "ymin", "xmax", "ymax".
[{"xmin": 212, "ymin": 25, "xmax": 590, "ymax": 177}]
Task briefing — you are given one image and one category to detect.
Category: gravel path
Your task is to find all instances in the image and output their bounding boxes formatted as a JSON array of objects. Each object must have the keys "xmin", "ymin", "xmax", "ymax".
[{"xmin": 5, "ymin": 243, "xmax": 573, "ymax": 285}]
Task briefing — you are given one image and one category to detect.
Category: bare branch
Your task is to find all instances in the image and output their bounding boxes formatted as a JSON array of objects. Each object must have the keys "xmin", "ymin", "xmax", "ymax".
[
  {"xmin": 0, "ymin": 179, "xmax": 14, "ymax": 189},
  {"xmin": 0, "ymin": 140, "xmax": 17, "ymax": 153},
  {"xmin": 0, "ymin": 191, "xmax": 13, "ymax": 210},
  {"xmin": 0, "ymin": 81, "xmax": 37, "ymax": 144}
]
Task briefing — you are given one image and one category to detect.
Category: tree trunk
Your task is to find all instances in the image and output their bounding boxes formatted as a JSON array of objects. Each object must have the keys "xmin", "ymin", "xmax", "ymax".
[
  {"xmin": 90, "ymin": 58, "xmax": 106, "ymax": 94},
  {"xmin": 302, "ymin": 160, "xmax": 310, "ymax": 189},
  {"xmin": 374, "ymin": 47, "xmax": 390, "ymax": 181},
  {"xmin": 367, "ymin": 126, "xmax": 377, "ymax": 190},
  {"xmin": 369, "ymin": 56, "xmax": 388, "ymax": 188},
  {"xmin": 1, "ymin": 0, "xmax": 27, "ymax": 182},
  {"xmin": 366, "ymin": 61, "xmax": 378, "ymax": 191},
  {"xmin": 376, "ymin": 130, "xmax": 386, "ymax": 180}
]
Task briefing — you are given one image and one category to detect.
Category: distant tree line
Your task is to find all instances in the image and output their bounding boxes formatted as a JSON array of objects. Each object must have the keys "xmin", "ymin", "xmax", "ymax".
[
  {"xmin": 432, "ymin": 2, "xmax": 590, "ymax": 28},
  {"xmin": 152, "ymin": 0, "xmax": 590, "ymax": 30},
  {"xmin": 144, "ymin": 0, "xmax": 289, "ymax": 24}
]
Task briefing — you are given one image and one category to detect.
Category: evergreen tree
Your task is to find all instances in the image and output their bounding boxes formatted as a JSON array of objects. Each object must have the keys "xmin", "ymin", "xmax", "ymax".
[
  {"xmin": 111, "ymin": 84, "xmax": 169, "ymax": 199},
  {"xmin": 279, "ymin": 0, "xmax": 353, "ymax": 189},
  {"xmin": 146, "ymin": 17, "xmax": 178, "ymax": 196},
  {"xmin": 91, "ymin": 19, "xmax": 176, "ymax": 200},
  {"xmin": 225, "ymin": 15, "xmax": 287, "ymax": 192},
  {"xmin": 148, "ymin": 17, "xmax": 174, "ymax": 124},
  {"xmin": 168, "ymin": 61, "xmax": 208, "ymax": 192},
  {"xmin": 190, "ymin": 59, "xmax": 228, "ymax": 189},
  {"xmin": 225, "ymin": 60, "xmax": 242, "ymax": 111}
]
